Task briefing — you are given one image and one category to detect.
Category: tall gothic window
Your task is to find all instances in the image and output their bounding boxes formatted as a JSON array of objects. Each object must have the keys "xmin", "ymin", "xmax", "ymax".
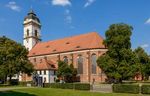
[
  {"xmin": 77, "ymin": 55, "xmax": 83, "ymax": 74},
  {"xmin": 63, "ymin": 56, "xmax": 68, "ymax": 63},
  {"xmin": 26, "ymin": 29, "xmax": 29, "ymax": 36},
  {"xmin": 91, "ymin": 54, "xmax": 97, "ymax": 74}
]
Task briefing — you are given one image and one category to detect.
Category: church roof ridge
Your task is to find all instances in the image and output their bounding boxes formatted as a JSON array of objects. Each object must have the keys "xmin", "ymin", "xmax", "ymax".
[
  {"xmin": 28, "ymin": 32, "xmax": 106, "ymax": 57},
  {"xmin": 42, "ymin": 32, "xmax": 99, "ymax": 43}
]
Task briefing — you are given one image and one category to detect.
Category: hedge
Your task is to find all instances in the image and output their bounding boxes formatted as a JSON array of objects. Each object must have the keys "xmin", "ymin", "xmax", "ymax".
[
  {"xmin": 48, "ymin": 83, "xmax": 90, "ymax": 90},
  {"xmin": 141, "ymin": 85, "xmax": 150, "ymax": 94},
  {"xmin": 74, "ymin": 83, "xmax": 91, "ymax": 90},
  {"xmin": 19, "ymin": 81, "xmax": 33, "ymax": 86},
  {"xmin": 0, "ymin": 84, "xmax": 10, "ymax": 87},
  {"xmin": 113, "ymin": 84, "xmax": 139, "ymax": 94}
]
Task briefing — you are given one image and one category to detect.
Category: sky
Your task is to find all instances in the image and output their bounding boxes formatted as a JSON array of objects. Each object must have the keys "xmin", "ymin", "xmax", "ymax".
[{"xmin": 0, "ymin": 0, "xmax": 150, "ymax": 54}]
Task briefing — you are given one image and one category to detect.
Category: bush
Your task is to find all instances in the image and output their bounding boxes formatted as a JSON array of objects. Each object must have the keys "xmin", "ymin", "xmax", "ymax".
[
  {"xmin": 0, "ymin": 84, "xmax": 10, "ymax": 87},
  {"xmin": 19, "ymin": 81, "xmax": 33, "ymax": 86},
  {"xmin": 113, "ymin": 84, "xmax": 139, "ymax": 94},
  {"xmin": 10, "ymin": 79, "xmax": 19, "ymax": 85},
  {"xmin": 44, "ymin": 83, "xmax": 51, "ymax": 88},
  {"xmin": 50, "ymin": 83, "xmax": 73, "ymax": 89},
  {"xmin": 50, "ymin": 83, "xmax": 62, "ymax": 88},
  {"xmin": 61, "ymin": 83, "xmax": 74, "ymax": 89},
  {"xmin": 141, "ymin": 85, "xmax": 150, "ymax": 94},
  {"xmin": 49, "ymin": 83, "xmax": 90, "ymax": 90},
  {"xmin": 74, "ymin": 83, "xmax": 90, "ymax": 90}
]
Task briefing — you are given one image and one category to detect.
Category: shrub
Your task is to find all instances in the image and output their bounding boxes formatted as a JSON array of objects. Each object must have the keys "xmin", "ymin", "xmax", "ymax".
[
  {"xmin": 141, "ymin": 85, "xmax": 150, "ymax": 94},
  {"xmin": 50, "ymin": 83, "xmax": 62, "ymax": 88},
  {"xmin": 19, "ymin": 81, "xmax": 33, "ymax": 86},
  {"xmin": 61, "ymin": 83, "xmax": 74, "ymax": 89},
  {"xmin": 0, "ymin": 84, "xmax": 10, "ymax": 87},
  {"xmin": 19, "ymin": 82, "xmax": 27, "ymax": 86},
  {"xmin": 113, "ymin": 84, "xmax": 139, "ymax": 94},
  {"xmin": 74, "ymin": 83, "xmax": 90, "ymax": 90},
  {"xmin": 49, "ymin": 83, "xmax": 90, "ymax": 90},
  {"xmin": 43, "ymin": 83, "xmax": 50, "ymax": 88},
  {"xmin": 10, "ymin": 79, "xmax": 19, "ymax": 85},
  {"xmin": 50, "ymin": 83, "xmax": 73, "ymax": 89}
]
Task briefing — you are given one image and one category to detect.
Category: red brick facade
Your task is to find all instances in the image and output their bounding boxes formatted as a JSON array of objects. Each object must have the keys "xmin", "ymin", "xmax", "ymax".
[
  {"xmin": 28, "ymin": 49, "xmax": 107, "ymax": 83},
  {"xmin": 22, "ymin": 32, "xmax": 108, "ymax": 83}
]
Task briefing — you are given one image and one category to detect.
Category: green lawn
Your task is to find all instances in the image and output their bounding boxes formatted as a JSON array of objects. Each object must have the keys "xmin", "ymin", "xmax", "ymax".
[{"xmin": 0, "ymin": 88, "xmax": 148, "ymax": 96}]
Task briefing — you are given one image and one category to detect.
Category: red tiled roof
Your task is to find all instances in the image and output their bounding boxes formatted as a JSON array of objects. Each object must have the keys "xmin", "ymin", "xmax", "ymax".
[
  {"xmin": 29, "ymin": 32, "xmax": 105, "ymax": 57},
  {"xmin": 34, "ymin": 59, "xmax": 57, "ymax": 70}
]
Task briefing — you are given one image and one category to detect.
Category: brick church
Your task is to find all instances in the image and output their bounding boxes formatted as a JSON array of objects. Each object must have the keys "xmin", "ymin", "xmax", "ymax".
[{"xmin": 20, "ymin": 10, "xmax": 107, "ymax": 83}]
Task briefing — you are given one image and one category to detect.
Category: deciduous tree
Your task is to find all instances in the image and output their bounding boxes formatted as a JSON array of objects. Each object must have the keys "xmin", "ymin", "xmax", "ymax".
[
  {"xmin": 134, "ymin": 47, "xmax": 150, "ymax": 80},
  {"xmin": 0, "ymin": 36, "xmax": 34, "ymax": 83},
  {"xmin": 97, "ymin": 23, "xmax": 138, "ymax": 83}
]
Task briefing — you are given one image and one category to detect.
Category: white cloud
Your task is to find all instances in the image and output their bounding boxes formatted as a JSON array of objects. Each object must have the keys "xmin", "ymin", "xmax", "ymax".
[
  {"xmin": 64, "ymin": 9, "xmax": 72, "ymax": 24},
  {"xmin": 6, "ymin": 1, "xmax": 21, "ymax": 12},
  {"xmin": 141, "ymin": 44, "xmax": 149, "ymax": 49},
  {"xmin": 52, "ymin": 0, "xmax": 71, "ymax": 7},
  {"xmin": 84, "ymin": 0, "xmax": 96, "ymax": 8},
  {"xmin": 145, "ymin": 18, "xmax": 150, "ymax": 24}
]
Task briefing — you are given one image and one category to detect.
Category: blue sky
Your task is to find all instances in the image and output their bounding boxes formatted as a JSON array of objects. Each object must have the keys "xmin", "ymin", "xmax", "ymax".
[{"xmin": 0, "ymin": 0, "xmax": 150, "ymax": 54}]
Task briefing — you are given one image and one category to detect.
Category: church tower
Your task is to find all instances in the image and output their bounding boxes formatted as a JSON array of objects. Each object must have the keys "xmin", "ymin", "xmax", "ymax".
[{"xmin": 23, "ymin": 9, "xmax": 41, "ymax": 51}]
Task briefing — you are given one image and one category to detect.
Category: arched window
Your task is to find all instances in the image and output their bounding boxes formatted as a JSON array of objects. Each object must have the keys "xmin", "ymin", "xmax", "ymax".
[
  {"xmin": 63, "ymin": 56, "xmax": 68, "ymax": 63},
  {"xmin": 91, "ymin": 54, "xmax": 97, "ymax": 74},
  {"xmin": 26, "ymin": 29, "xmax": 29, "ymax": 36},
  {"xmin": 77, "ymin": 55, "xmax": 83, "ymax": 74},
  {"xmin": 35, "ymin": 30, "xmax": 38, "ymax": 37}
]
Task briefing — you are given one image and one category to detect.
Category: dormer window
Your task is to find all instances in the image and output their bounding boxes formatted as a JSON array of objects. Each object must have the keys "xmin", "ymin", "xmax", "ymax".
[
  {"xmin": 46, "ymin": 45, "xmax": 50, "ymax": 48},
  {"xmin": 66, "ymin": 42, "xmax": 70, "ymax": 44},
  {"xmin": 76, "ymin": 46, "xmax": 80, "ymax": 48},
  {"xmin": 53, "ymin": 49, "xmax": 57, "ymax": 52}
]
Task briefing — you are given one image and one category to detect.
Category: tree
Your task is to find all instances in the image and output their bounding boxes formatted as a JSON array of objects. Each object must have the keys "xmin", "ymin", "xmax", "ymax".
[
  {"xmin": 57, "ymin": 61, "xmax": 77, "ymax": 83},
  {"xmin": 97, "ymin": 23, "xmax": 138, "ymax": 83},
  {"xmin": 0, "ymin": 36, "xmax": 34, "ymax": 83},
  {"xmin": 134, "ymin": 47, "xmax": 150, "ymax": 80}
]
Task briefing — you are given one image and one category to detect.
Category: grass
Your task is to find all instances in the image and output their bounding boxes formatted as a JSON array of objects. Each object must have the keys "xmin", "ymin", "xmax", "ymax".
[{"xmin": 0, "ymin": 88, "xmax": 149, "ymax": 96}]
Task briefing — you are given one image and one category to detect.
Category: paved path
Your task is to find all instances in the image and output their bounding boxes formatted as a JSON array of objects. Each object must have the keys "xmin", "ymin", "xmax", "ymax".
[{"xmin": 0, "ymin": 87, "xmax": 34, "ymax": 91}]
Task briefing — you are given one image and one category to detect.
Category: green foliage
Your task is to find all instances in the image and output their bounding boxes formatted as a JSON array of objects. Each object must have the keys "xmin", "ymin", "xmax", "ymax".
[
  {"xmin": 19, "ymin": 81, "xmax": 33, "ymax": 86},
  {"xmin": 57, "ymin": 61, "xmax": 77, "ymax": 83},
  {"xmin": 113, "ymin": 84, "xmax": 139, "ymax": 94},
  {"xmin": 97, "ymin": 23, "xmax": 138, "ymax": 83},
  {"xmin": 74, "ymin": 83, "xmax": 91, "ymax": 90},
  {"xmin": 49, "ymin": 83, "xmax": 90, "ymax": 90},
  {"xmin": 141, "ymin": 85, "xmax": 150, "ymax": 94},
  {"xmin": 134, "ymin": 47, "xmax": 150, "ymax": 80},
  {"xmin": 49, "ymin": 83, "xmax": 62, "ymax": 88},
  {"xmin": 0, "ymin": 84, "xmax": 10, "ymax": 87},
  {"xmin": 0, "ymin": 36, "xmax": 34, "ymax": 83},
  {"xmin": 9, "ymin": 79, "xmax": 19, "ymax": 85}
]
